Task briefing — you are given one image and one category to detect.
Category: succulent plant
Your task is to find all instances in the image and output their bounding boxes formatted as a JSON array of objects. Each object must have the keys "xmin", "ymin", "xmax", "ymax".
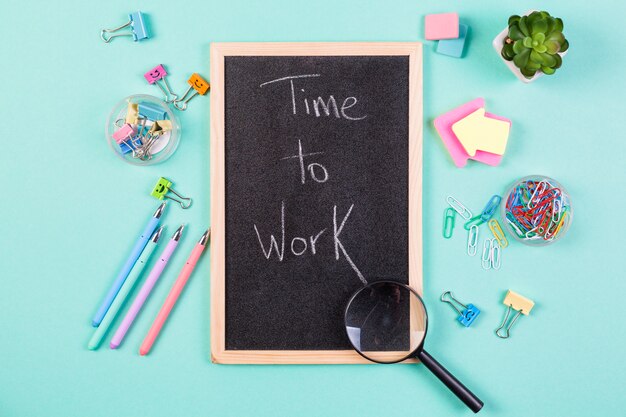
[{"xmin": 501, "ymin": 11, "xmax": 569, "ymax": 78}]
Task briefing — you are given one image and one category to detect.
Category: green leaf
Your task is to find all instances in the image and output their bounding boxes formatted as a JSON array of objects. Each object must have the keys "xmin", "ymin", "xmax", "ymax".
[
  {"xmin": 560, "ymin": 39, "xmax": 569, "ymax": 52},
  {"xmin": 544, "ymin": 40, "xmax": 560, "ymax": 54},
  {"xmin": 546, "ymin": 31, "xmax": 565, "ymax": 44},
  {"xmin": 554, "ymin": 17, "xmax": 564, "ymax": 32},
  {"xmin": 513, "ymin": 39, "xmax": 526, "ymax": 54},
  {"xmin": 545, "ymin": 16, "xmax": 556, "ymax": 33},
  {"xmin": 523, "ymin": 37, "xmax": 533, "ymax": 48},
  {"xmin": 526, "ymin": 60, "xmax": 542, "ymax": 71},
  {"xmin": 521, "ymin": 66, "xmax": 537, "ymax": 78},
  {"xmin": 540, "ymin": 53, "xmax": 557, "ymax": 67},
  {"xmin": 501, "ymin": 44, "xmax": 515, "ymax": 60},
  {"xmin": 508, "ymin": 15, "xmax": 521, "ymax": 26},
  {"xmin": 513, "ymin": 48, "xmax": 531, "ymax": 69},
  {"xmin": 519, "ymin": 16, "xmax": 530, "ymax": 36},
  {"xmin": 541, "ymin": 66, "xmax": 556, "ymax": 75},
  {"xmin": 534, "ymin": 44, "xmax": 548, "ymax": 53},
  {"xmin": 554, "ymin": 53, "xmax": 563, "ymax": 69},
  {"xmin": 530, "ymin": 50, "xmax": 543, "ymax": 64},
  {"xmin": 526, "ymin": 12, "xmax": 540, "ymax": 25},
  {"xmin": 531, "ymin": 18, "xmax": 548, "ymax": 35},
  {"xmin": 533, "ymin": 33, "xmax": 545, "ymax": 44},
  {"xmin": 508, "ymin": 25, "xmax": 525, "ymax": 40}
]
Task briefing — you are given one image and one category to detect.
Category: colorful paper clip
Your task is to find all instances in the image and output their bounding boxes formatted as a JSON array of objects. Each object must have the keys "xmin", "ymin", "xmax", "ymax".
[
  {"xmin": 495, "ymin": 290, "xmax": 534, "ymax": 339},
  {"xmin": 441, "ymin": 291, "xmax": 480, "ymax": 327},
  {"xmin": 151, "ymin": 177, "xmax": 192, "ymax": 209},
  {"xmin": 443, "ymin": 207, "xmax": 456, "ymax": 239},
  {"xmin": 488, "ymin": 219, "xmax": 508, "ymax": 248},
  {"xmin": 467, "ymin": 225, "xmax": 479, "ymax": 256},
  {"xmin": 446, "ymin": 196, "xmax": 472, "ymax": 220},
  {"xmin": 144, "ymin": 65, "xmax": 178, "ymax": 103},
  {"xmin": 464, "ymin": 214, "xmax": 485, "ymax": 230},
  {"xmin": 173, "ymin": 73, "xmax": 210, "ymax": 111},
  {"xmin": 480, "ymin": 195, "xmax": 502, "ymax": 222},
  {"xmin": 100, "ymin": 11, "xmax": 149, "ymax": 43}
]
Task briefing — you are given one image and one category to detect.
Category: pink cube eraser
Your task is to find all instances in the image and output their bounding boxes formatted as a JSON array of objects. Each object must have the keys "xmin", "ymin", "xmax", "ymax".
[{"xmin": 425, "ymin": 13, "xmax": 459, "ymax": 40}]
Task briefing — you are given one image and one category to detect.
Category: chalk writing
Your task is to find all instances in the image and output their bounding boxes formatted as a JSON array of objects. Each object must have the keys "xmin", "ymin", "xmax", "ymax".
[{"xmin": 260, "ymin": 74, "xmax": 366, "ymax": 120}]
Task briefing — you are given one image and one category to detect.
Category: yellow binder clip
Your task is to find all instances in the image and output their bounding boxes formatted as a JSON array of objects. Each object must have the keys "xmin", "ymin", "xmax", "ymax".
[{"xmin": 495, "ymin": 290, "xmax": 534, "ymax": 339}]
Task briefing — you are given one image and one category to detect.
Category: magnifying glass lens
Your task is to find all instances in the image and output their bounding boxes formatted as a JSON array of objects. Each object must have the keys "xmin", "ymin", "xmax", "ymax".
[{"xmin": 345, "ymin": 282, "xmax": 427, "ymax": 363}]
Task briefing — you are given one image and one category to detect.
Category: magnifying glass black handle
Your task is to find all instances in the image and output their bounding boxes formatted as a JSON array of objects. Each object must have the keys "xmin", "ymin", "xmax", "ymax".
[{"xmin": 417, "ymin": 350, "xmax": 484, "ymax": 413}]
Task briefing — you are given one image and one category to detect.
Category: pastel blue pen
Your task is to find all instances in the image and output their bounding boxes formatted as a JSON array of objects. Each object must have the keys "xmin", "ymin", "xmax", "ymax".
[
  {"xmin": 91, "ymin": 202, "xmax": 166, "ymax": 326},
  {"xmin": 88, "ymin": 227, "xmax": 164, "ymax": 350}
]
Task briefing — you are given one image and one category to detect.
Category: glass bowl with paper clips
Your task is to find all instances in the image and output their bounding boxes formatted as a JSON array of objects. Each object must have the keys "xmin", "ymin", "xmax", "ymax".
[
  {"xmin": 105, "ymin": 94, "xmax": 181, "ymax": 166},
  {"xmin": 501, "ymin": 175, "xmax": 573, "ymax": 246}
]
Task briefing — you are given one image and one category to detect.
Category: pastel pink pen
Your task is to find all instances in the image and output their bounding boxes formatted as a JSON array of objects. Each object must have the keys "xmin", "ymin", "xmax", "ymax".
[
  {"xmin": 140, "ymin": 229, "xmax": 210, "ymax": 355},
  {"xmin": 110, "ymin": 225, "xmax": 185, "ymax": 349}
]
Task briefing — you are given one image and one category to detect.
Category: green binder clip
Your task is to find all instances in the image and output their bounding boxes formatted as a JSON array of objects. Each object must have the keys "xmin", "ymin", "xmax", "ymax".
[{"xmin": 151, "ymin": 177, "xmax": 192, "ymax": 209}]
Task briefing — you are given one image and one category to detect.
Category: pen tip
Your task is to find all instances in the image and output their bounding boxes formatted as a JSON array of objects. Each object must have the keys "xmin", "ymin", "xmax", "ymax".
[
  {"xmin": 199, "ymin": 228, "xmax": 211, "ymax": 245},
  {"xmin": 152, "ymin": 226, "xmax": 164, "ymax": 243},
  {"xmin": 109, "ymin": 342, "xmax": 119, "ymax": 349},
  {"xmin": 139, "ymin": 348, "xmax": 148, "ymax": 356},
  {"xmin": 154, "ymin": 202, "xmax": 167, "ymax": 218},
  {"xmin": 172, "ymin": 224, "xmax": 185, "ymax": 241}
]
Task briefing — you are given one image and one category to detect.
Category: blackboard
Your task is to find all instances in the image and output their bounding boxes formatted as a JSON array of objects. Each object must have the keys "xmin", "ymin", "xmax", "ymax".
[{"xmin": 210, "ymin": 43, "xmax": 423, "ymax": 364}]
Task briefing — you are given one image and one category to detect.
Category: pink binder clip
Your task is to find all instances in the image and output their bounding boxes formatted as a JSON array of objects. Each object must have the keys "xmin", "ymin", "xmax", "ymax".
[{"xmin": 144, "ymin": 64, "xmax": 178, "ymax": 103}]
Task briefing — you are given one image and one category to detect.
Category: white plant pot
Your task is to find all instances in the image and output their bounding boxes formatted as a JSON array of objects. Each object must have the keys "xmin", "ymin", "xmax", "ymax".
[{"xmin": 492, "ymin": 11, "xmax": 568, "ymax": 83}]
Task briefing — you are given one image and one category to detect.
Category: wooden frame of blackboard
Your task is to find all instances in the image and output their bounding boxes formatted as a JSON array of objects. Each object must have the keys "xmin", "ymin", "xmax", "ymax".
[{"xmin": 210, "ymin": 42, "xmax": 423, "ymax": 364}]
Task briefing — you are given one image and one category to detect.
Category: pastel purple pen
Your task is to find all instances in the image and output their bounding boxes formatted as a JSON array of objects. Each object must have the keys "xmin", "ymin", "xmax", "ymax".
[{"xmin": 110, "ymin": 225, "xmax": 185, "ymax": 349}]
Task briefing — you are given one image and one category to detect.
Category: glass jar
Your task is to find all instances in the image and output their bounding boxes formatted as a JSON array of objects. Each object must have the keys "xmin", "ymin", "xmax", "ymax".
[
  {"xmin": 501, "ymin": 175, "xmax": 573, "ymax": 246},
  {"xmin": 105, "ymin": 94, "xmax": 181, "ymax": 165}
]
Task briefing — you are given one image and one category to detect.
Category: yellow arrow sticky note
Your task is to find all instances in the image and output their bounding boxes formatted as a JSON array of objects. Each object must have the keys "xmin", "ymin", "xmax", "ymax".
[
  {"xmin": 452, "ymin": 108, "xmax": 510, "ymax": 156},
  {"xmin": 503, "ymin": 290, "xmax": 535, "ymax": 315}
]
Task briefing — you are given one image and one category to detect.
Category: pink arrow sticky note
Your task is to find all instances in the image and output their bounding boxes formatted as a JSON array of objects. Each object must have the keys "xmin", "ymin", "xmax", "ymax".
[{"xmin": 434, "ymin": 98, "xmax": 512, "ymax": 167}]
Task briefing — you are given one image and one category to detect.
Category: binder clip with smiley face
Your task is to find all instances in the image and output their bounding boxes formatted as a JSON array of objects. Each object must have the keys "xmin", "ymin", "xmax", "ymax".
[
  {"xmin": 151, "ymin": 177, "xmax": 192, "ymax": 209},
  {"xmin": 173, "ymin": 73, "xmax": 210, "ymax": 111},
  {"xmin": 440, "ymin": 291, "xmax": 480, "ymax": 327},
  {"xmin": 100, "ymin": 11, "xmax": 149, "ymax": 43},
  {"xmin": 144, "ymin": 65, "xmax": 178, "ymax": 103}
]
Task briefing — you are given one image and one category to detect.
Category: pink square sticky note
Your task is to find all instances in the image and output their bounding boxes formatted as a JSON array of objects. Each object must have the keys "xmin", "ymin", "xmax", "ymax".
[
  {"xmin": 425, "ymin": 13, "xmax": 459, "ymax": 40},
  {"xmin": 434, "ymin": 98, "xmax": 512, "ymax": 167}
]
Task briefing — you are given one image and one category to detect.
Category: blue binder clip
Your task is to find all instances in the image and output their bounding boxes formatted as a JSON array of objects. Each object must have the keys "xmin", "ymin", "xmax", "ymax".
[
  {"xmin": 138, "ymin": 103, "xmax": 167, "ymax": 121},
  {"xmin": 441, "ymin": 291, "xmax": 480, "ymax": 327},
  {"xmin": 101, "ymin": 11, "xmax": 149, "ymax": 43}
]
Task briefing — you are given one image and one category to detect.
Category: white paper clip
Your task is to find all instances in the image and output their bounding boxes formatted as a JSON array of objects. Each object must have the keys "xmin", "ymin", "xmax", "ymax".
[
  {"xmin": 481, "ymin": 239, "xmax": 501, "ymax": 270},
  {"xmin": 467, "ymin": 225, "xmax": 479, "ymax": 256},
  {"xmin": 446, "ymin": 196, "xmax": 473, "ymax": 220}
]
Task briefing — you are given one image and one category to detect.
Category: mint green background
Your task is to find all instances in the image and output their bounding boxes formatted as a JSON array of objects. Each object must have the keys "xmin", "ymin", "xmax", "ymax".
[{"xmin": 1, "ymin": 1, "xmax": 624, "ymax": 416}]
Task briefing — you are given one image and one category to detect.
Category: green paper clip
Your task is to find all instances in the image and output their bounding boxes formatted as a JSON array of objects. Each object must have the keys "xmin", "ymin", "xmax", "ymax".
[
  {"xmin": 464, "ymin": 214, "xmax": 485, "ymax": 230},
  {"xmin": 151, "ymin": 177, "xmax": 192, "ymax": 209},
  {"xmin": 443, "ymin": 208, "xmax": 456, "ymax": 239}
]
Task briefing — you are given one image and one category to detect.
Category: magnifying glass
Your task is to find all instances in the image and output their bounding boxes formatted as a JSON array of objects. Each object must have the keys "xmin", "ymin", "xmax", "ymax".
[{"xmin": 344, "ymin": 281, "xmax": 484, "ymax": 413}]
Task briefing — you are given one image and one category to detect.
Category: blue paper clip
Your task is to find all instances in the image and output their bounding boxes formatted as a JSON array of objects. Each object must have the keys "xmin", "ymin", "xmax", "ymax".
[
  {"xmin": 441, "ymin": 291, "xmax": 480, "ymax": 327},
  {"xmin": 480, "ymin": 195, "xmax": 502, "ymax": 222},
  {"xmin": 138, "ymin": 103, "xmax": 167, "ymax": 121},
  {"xmin": 101, "ymin": 11, "xmax": 149, "ymax": 43}
]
